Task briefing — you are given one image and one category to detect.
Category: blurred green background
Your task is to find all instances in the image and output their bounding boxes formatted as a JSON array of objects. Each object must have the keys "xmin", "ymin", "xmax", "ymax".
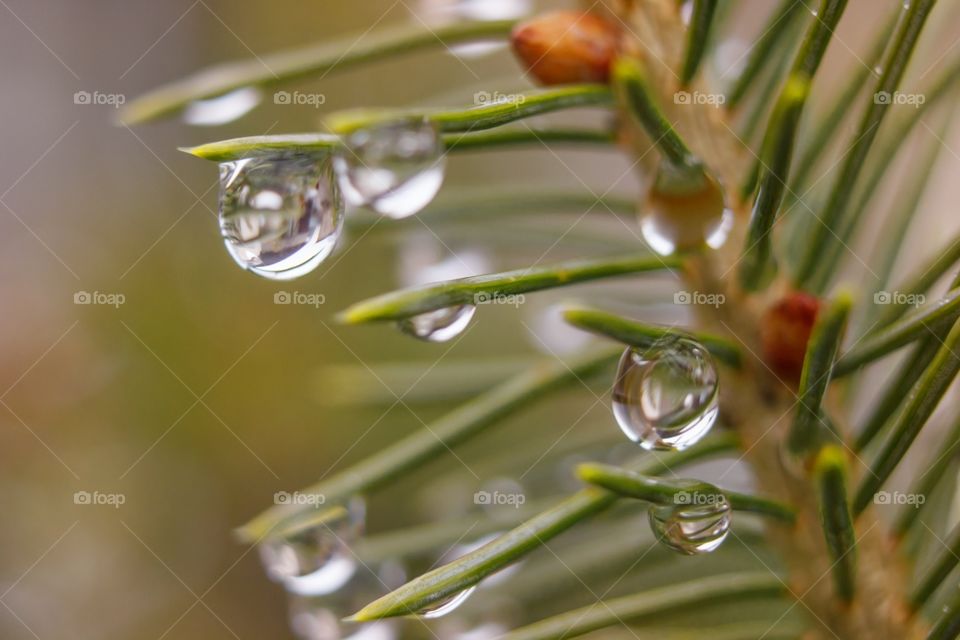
[{"xmin": 0, "ymin": 0, "xmax": 954, "ymax": 638}]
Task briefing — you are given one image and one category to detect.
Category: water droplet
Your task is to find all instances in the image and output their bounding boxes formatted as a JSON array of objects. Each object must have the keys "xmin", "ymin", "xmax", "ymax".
[
  {"xmin": 397, "ymin": 304, "xmax": 476, "ymax": 342},
  {"xmin": 416, "ymin": 586, "xmax": 478, "ymax": 619},
  {"xmin": 680, "ymin": 0, "xmax": 693, "ymax": 25},
  {"xmin": 334, "ymin": 119, "xmax": 446, "ymax": 219},
  {"xmin": 648, "ymin": 494, "xmax": 732, "ymax": 555},
  {"xmin": 259, "ymin": 498, "xmax": 365, "ymax": 596},
  {"xmin": 640, "ymin": 169, "xmax": 732, "ymax": 255},
  {"xmin": 184, "ymin": 87, "xmax": 261, "ymax": 126},
  {"xmin": 287, "ymin": 560, "xmax": 402, "ymax": 640},
  {"xmin": 219, "ymin": 155, "xmax": 344, "ymax": 280},
  {"xmin": 612, "ymin": 340, "xmax": 719, "ymax": 451},
  {"xmin": 873, "ymin": 65, "xmax": 884, "ymax": 77}
]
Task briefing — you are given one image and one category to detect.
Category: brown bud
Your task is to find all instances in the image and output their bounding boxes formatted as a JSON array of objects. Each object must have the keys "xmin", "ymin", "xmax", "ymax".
[
  {"xmin": 511, "ymin": 11, "xmax": 620, "ymax": 86},
  {"xmin": 761, "ymin": 292, "xmax": 821, "ymax": 383}
]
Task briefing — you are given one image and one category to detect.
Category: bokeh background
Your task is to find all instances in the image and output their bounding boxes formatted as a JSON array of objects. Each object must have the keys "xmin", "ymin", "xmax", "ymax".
[{"xmin": 1, "ymin": 1, "xmax": 957, "ymax": 638}]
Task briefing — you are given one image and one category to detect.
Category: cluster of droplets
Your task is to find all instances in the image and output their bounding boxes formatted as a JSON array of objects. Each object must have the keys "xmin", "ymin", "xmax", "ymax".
[
  {"xmin": 611, "ymin": 338, "xmax": 729, "ymax": 555},
  {"xmin": 218, "ymin": 118, "xmax": 446, "ymax": 282},
  {"xmin": 258, "ymin": 496, "xmax": 495, "ymax": 639}
]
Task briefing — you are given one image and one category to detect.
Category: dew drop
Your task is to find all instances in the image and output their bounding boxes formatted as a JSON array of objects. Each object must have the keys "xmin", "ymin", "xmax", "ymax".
[
  {"xmin": 183, "ymin": 87, "xmax": 262, "ymax": 126},
  {"xmin": 286, "ymin": 559, "xmax": 402, "ymax": 640},
  {"xmin": 415, "ymin": 586, "xmax": 478, "ymax": 619},
  {"xmin": 397, "ymin": 304, "xmax": 476, "ymax": 342},
  {"xmin": 259, "ymin": 498, "xmax": 365, "ymax": 597},
  {"xmin": 334, "ymin": 119, "xmax": 446, "ymax": 219},
  {"xmin": 219, "ymin": 154, "xmax": 344, "ymax": 280},
  {"xmin": 612, "ymin": 339, "xmax": 719, "ymax": 451},
  {"xmin": 640, "ymin": 169, "xmax": 732, "ymax": 256},
  {"xmin": 648, "ymin": 494, "xmax": 732, "ymax": 555}
]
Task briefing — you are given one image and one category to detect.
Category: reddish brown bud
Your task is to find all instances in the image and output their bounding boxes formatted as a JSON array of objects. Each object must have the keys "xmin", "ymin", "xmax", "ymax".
[
  {"xmin": 510, "ymin": 11, "xmax": 620, "ymax": 86},
  {"xmin": 761, "ymin": 292, "xmax": 821, "ymax": 382}
]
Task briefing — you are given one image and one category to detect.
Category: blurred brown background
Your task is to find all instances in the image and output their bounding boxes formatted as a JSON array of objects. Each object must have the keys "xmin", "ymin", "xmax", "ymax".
[{"xmin": 0, "ymin": 0, "xmax": 956, "ymax": 638}]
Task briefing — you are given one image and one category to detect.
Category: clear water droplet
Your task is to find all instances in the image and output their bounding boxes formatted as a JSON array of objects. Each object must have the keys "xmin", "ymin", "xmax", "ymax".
[
  {"xmin": 334, "ymin": 119, "xmax": 445, "ymax": 219},
  {"xmin": 287, "ymin": 559, "xmax": 402, "ymax": 640},
  {"xmin": 612, "ymin": 340, "xmax": 719, "ymax": 451},
  {"xmin": 640, "ymin": 169, "xmax": 732, "ymax": 256},
  {"xmin": 648, "ymin": 494, "xmax": 732, "ymax": 555},
  {"xmin": 680, "ymin": 0, "xmax": 693, "ymax": 25},
  {"xmin": 415, "ymin": 586, "xmax": 477, "ymax": 619},
  {"xmin": 184, "ymin": 87, "xmax": 262, "ymax": 126},
  {"xmin": 219, "ymin": 155, "xmax": 344, "ymax": 280},
  {"xmin": 873, "ymin": 65, "xmax": 884, "ymax": 77},
  {"xmin": 397, "ymin": 304, "xmax": 476, "ymax": 342},
  {"xmin": 259, "ymin": 498, "xmax": 365, "ymax": 596}
]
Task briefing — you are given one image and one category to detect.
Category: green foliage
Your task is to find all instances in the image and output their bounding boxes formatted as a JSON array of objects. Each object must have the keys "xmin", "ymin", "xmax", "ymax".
[{"xmin": 129, "ymin": 0, "xmax": 960, "ymax": 636}]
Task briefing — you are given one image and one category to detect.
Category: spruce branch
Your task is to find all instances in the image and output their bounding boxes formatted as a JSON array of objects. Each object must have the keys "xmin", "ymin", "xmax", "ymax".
[
  {"xmin": 786, "ymin": 291, "xmax": 851, "ymax": 455},
  {"xmin": 182, "ymin": 128, "xmax": 616, "ymax": 162},
  {"xmin": 347, "ymin": 435, "xmax": 739, "ymax": 621},
  {"xmin": 577, "ymin": 462, "xmax": 796, "ymax": 521},
  {"xmin": 793, "ymin": 0, "xmax": 941, "ymax": 288},
  {"xmin": 236, "ymin": 348, "xmax": 621, "ymax": 542},
  {"xmin": 680, "ymin": 0, "xmax": 718, "ymax": 87},
  {"xmin": 498, "ymin": 573, "xmax": 786, "ymax": 640},
  {"xmin": 562, "ymin": 306, "xmax": 742, "ymax": 368},
  {"xmin": 338, "ymin": 254, "xmax": 679, "ymax": 324},
  {"xmin": 853, "ymin": 319, "xmax": 960, "ymax": 515},
  {"xmin": 325, "ymin": 84, "xmax": 613, "ymax": 134},
  {"xmin": 814, "ymin": 445, "xmax": 857, "ymax": 603},
  {"xmin": 120, "ymin": 19, "xmax": 517, "ymax": 124}
]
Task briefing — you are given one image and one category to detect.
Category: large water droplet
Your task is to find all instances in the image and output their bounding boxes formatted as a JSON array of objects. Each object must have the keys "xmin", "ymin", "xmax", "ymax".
[
  {"xmin": 612, "ymin": 340, "xmax": 719, "ymax": 451},
  {"xmin": 334, "ymin": 119, "xmax": 445, "ymax": 219},
  {"xmin": 259, "ymin": 498, "xmax": 365, "ymax": 596},
  {"xmin": 219, "ymin": 155, "xmax": 343, "ymax": 280},
  {"xmin": 397, "ymin": 304, "xmax": 476, "ymax": 342},
  {"xmin": 184, "ymin": 87, "xmax": 261, "ymax": 126},
  {"xmin": 648, "ymin": 494, "xmax": 732, "ymax": 555},
  {"xmin": 640, "ymin": 169, "xmax": 732, "ymax": 255},
  {"xmin": 415, "ymin": 586, "xmax": 478, "ymax": 619}
]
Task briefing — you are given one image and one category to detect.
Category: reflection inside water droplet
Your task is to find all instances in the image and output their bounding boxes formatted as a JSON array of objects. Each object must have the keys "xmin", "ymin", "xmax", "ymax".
[
  {"xmin": 612, "ymin": 340, "xmax": 719, "ymax": 451},
  {"xmin": 219, "ymin": 154, "xmax": 343, "ymax": 280},
  {"xmin": 640, "ymin": 168, "xmax": 732, "ymax": 256},
  {"xmin": 648, "ymin": 493, "xmax": 731, "ymax": 555},
  {"xmin": 184, "ymin": 87, "xmax": 261, "ymax": 126},
  {"xmin": 334, "ymin": 119, "xmax": 446, "ymax": 219},
  {"xmin": 415, "ymin": 586, "xmax": 478, "ymax": 619},
  {"xmin": 259, "ymin": 498, "xmax": 365, "ymax": 596},
  {"xmin": 286, "ymin": 559, "xmax": 403, "ymax": 640},
  {"xmin": 397, "ymin": 305, "xmax": 476, "ymax": 342}
]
